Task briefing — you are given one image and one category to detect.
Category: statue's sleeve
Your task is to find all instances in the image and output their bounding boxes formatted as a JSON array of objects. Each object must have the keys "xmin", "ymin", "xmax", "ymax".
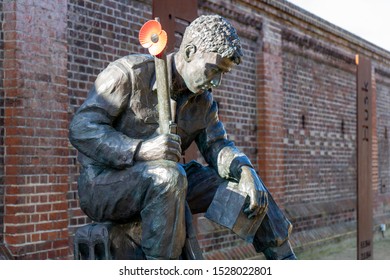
[
  {"xmin": 69, "ymin": 62, "xmax": 141, "ymax": 168},
  {"xmin": 196, "ymin": 97, "xmax": 253, "ymax": 181}
]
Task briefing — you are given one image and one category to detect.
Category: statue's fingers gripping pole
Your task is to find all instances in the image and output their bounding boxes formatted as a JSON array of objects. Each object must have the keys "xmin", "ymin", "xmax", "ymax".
[{"xmin": 139, "ymin": 18, "xmax": 177, "ymax": 135}]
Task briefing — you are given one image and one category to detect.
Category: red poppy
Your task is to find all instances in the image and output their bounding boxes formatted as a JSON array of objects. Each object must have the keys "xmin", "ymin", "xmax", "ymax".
[{"xmin": 139, "ymin": 20, "xmax": 168, "ymax": 56}]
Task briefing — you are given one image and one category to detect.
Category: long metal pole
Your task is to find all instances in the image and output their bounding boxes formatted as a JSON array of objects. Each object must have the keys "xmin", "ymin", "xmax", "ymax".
[
  {"xmin": 153, "ymin": 17, "xmax": 174, "ymax": 135},
  {"xmin": 154, "ymin": 53, "xmax": 172, "ymax": 134}
]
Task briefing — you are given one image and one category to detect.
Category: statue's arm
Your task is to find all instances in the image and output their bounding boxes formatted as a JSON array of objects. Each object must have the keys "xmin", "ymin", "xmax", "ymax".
[
  {"xmin": 196, "ymin": 96, "xmax": 268, "ymax": 217},
  {"xmin": 69, "ymin": 64, "xmax": 142, "ymax": 168},
  {"xmin": 195, "ymin": 98, "xmax": 253, "ymax": 181}
]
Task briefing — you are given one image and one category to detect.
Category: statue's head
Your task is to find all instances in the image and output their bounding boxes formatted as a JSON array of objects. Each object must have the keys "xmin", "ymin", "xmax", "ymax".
[
  {"xmin": 176, "ymin": 15, "xmax": 243, "ymax": 94},
  {"xmin": 180, "ymin": 15, "xmax": 243, "ymax": 64}
]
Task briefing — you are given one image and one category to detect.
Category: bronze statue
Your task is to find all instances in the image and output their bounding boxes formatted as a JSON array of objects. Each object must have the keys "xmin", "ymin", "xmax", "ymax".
[{"xmin": 69, "ymin": 15, "xmax": 296, "ymax": 260}]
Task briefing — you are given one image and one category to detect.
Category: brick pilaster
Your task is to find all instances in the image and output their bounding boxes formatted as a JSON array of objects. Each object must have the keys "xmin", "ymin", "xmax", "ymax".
[
  {"xmin": 2, "ymin": 0, "xmax": 69, "ymax": 259},
  {"xmin": 256, "ymin": 18, "xmax": 286, "ymax": 205}
]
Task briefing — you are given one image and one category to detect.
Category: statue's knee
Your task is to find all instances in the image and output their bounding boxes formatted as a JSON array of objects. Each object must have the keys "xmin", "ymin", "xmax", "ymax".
[{"xmin": 149, "ymin": 161, "xmax": 188, "ymax": 197}]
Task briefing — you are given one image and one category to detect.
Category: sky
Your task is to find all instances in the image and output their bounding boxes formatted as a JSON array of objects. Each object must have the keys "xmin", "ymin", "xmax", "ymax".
[{"xmin": 286, "ymin": 0, "xmax": 390, "ymax": 52}]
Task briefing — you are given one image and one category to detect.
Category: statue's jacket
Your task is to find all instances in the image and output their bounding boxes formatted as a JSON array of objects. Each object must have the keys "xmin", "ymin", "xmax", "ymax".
[{"xmin": 69, "ymin": 54, "xmax": 253, "ymax": 185}]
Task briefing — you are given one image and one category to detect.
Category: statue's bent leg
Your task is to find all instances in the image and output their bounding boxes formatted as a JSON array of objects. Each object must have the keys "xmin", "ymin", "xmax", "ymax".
[
  {"xmin": 184, "ymin": 161, "xmax": 226, "ymax": 214},
  {"xmin": 78, "ymin": 160, "xmax": 187, "ymax": 260},
  {"xmin": 184, "ymin": 161, "xmax": 296, "ymax": 259},
  {"xmin": 251, "ymin": 194, "xmax": 297, "ymax": 259},
  {"xmin": 140, "ymin": 160, "xmax": 187, "ymax": 259}
]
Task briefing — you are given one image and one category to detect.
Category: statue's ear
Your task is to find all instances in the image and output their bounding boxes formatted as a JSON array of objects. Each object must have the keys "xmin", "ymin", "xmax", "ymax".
[{"xmin": 184, "ymin": 44, "xmax": 197, "ymax": 62}]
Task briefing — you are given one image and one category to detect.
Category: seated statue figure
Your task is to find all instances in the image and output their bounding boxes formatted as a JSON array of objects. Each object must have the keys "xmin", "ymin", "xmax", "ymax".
[{"xmin": 69, "ymin": 14, "xmax": 296, "ymax": 260}]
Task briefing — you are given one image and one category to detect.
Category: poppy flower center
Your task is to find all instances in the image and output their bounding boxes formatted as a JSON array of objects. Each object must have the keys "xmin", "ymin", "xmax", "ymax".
[{"xmin": 151, "ymin": 33, "xmax": 159, "ymax": 43}]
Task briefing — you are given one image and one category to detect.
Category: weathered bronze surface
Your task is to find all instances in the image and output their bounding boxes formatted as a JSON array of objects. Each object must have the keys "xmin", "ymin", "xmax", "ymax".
[{"xmin": 69, "ymin": 15, "xmax": 296, "ymax": 260}]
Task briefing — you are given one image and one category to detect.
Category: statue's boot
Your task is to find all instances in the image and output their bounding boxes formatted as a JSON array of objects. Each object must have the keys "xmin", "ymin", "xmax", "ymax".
[{"xmin": 262, "ymin": 240, "xmax": 297, "ymax": 260}]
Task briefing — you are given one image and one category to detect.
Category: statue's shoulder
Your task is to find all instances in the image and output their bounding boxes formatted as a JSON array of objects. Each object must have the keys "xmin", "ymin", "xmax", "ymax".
[{"xmin": 110, "ymin": 54, "xmax": 154, "ymax": 72}]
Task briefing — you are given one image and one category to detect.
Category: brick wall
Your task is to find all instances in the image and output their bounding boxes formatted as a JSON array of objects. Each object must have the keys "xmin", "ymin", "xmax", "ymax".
[
  {"xmin": 257, "ymin": 17, "xmax": 287, "ymax": 205},
  {"xmin": 239, "ymin": 0, "xmax": 390, "ymax": 248},
  {"xmin": 2, "ymin": 0, "xmax": 69, "ymax": 259},
  {"xmin": 375, "ymin": 69, "xmax": 390, "ymax": 222},
  {"xmin": 0, "ymin": 0, "xmax": 4, "ymax": 245},
  {"xmin": 281, "ymin": 31, "xmax": 357, "ymax": 232}
]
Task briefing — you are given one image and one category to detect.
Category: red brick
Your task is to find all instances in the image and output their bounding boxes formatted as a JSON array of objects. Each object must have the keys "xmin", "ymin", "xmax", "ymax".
[
  {"xmin": 35, "ymin": 241, "xmax": 52, "ymax": 252},
  {"xmin": 4, "ymin": 214, "xmax": 27, "ymax": 224},
  {"xmin": 5, "ymin": 205, "xmax": 35, "ymax": 215},
  {"xmin": 36, "ymin": 204, "xmax": 51, "ymax": 213},
  {"xmin": 5, "ymin": 224, "xmax": 34, "ymax": 234},
  {"xmin": 5, "ymin": 234, "xmax": 26, "ymax": 245},
  {"xmin": 35, "ymin": 222, "xmax": 54, "ymax": 232}
]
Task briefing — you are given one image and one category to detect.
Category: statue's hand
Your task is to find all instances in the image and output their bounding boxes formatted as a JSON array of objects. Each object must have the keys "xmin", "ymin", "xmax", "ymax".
[
  {"xmin": 135, "ymin": 133, "xmax": 182, "ymax": 162},
  {"xmin": 238, "ymin": 166, "xmax": 268, "ymax": 219}
]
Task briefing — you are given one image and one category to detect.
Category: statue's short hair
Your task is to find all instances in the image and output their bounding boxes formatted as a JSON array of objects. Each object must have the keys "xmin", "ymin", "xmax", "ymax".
[{"xmin": 181, "ymin": 15, "xmax": 243, "ymax": 64}]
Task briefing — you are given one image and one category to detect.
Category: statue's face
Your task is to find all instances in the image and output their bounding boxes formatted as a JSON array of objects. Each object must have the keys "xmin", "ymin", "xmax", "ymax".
[{"xmin": 182, "ymin": 51, "xmax": 234, "ymax": 94}]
